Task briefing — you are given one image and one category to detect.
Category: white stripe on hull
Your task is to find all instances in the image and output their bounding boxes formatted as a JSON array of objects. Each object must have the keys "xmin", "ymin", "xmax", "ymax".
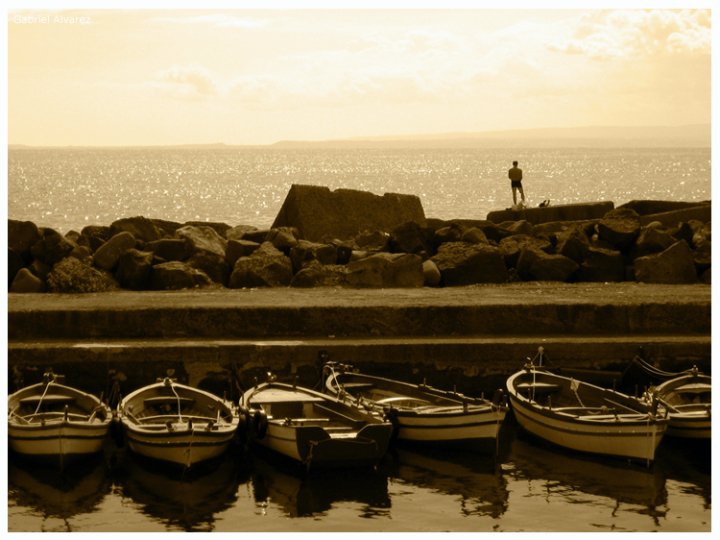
[
  {"xmin": 123, "ymin": 426, "xmax": 236, "ymax": 467},
  {"xmin": 396, "ymin": 412, "xmax": 505, "ymax": 442},
  {"xmin": 511, "ymin": 397, "xmax": 666, "ymax": 462},
  {"xmin": 8, "ymin": 423, "xmax": 109, "ymax": 457},
  {"xmin": 667, "ymin": 414, "xmax": 711, "ymax": 439}
]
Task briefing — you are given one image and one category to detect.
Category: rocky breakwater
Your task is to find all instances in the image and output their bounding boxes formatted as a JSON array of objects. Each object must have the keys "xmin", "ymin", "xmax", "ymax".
[{"xmin": 7, "ymin": 185, "xmax": 711, "ymax": 293}]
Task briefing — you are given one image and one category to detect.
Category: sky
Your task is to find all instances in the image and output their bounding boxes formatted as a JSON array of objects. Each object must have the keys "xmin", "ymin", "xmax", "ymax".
[{"xmin": 6, "ymin": 5, "xmax": 713, "ymax": 146}]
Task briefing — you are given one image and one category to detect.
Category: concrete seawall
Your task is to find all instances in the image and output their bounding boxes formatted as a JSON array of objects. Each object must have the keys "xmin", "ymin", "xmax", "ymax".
[{"xmin": 8, "ymin": 283, "xmax": 710, "ymax": 401}]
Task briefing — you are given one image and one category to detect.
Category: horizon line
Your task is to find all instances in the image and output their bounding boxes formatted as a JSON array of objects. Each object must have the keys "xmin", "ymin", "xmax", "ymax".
[{"xmin": 8, "ymin": 122, "xmax": 710, "ymax": 149}]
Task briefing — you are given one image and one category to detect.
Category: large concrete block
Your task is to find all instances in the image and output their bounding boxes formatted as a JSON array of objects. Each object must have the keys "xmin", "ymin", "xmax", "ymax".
[
  {"xmin": 272, "ymin": 184, "xmax": 426, "ymax": 242},
  {"xmin": 486, "ymin": 201, "xmax": 614, "ymax": 225}
]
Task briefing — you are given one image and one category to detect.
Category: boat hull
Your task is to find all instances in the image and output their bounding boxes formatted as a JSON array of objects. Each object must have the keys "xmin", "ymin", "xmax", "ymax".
[
  {"xmin": 255, "ymin": 422, "xmax": 391, "ymax": 468},
  {"xmin": 8, "ymin": 421, "xmax": 109, "ymax": 459},
  {"xmin": 243, "ymin": 382, "xmax": 393, "ymax": 468},
  {"xmin": 507, "ymin": 369, "xmax": 667, "ymax": 462},
  {"xmin": 392, "ymin": 407, "xmax": 505, "ymax": 444},
  {"xmin": 122, "ymin": 421, "xmax": 237, "ymax": 467},
  {"xmin": 118, "ymin": 380, "xmax": 239, "ymax": 468},
  {"xmin": 8, "ymin": 379, "xmax": 111, "ymax": 464},
  {"xmin": 655, "ymin": 372, "xmax": 711, "ymax": 440},
  {"xmin": 665, "ymin": 412, "xmax": 710, "ymax": 439},
  {"xmin": 325, "ymin": 369, "xmax": 506, "ymax": 445}
]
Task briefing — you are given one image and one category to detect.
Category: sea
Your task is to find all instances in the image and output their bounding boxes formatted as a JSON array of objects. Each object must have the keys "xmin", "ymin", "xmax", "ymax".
[
  {"xmin": 6, "ymin": 145, "xmax": 713, "ymax": 533},
  {"xmin": 7, "ymin": 146, "xmax": 712, "ymax": 233}
]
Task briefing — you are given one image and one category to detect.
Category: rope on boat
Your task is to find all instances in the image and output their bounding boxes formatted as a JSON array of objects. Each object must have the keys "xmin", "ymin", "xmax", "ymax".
[
  {"xmin": 29, "ymin": 377, "xmax": 55, "ymax": 420},
  {"xmin": 166, "ymin": 378, "xmax": 185, "ymax": 423}
]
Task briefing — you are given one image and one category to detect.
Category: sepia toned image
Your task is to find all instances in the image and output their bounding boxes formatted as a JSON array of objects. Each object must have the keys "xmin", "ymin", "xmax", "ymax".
[{"xmin": 5, "ymin": 3, "xmax": 712, "ymax": 534}]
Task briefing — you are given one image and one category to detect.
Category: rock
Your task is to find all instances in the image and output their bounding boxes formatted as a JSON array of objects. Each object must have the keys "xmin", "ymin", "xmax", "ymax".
[
  {"xmin": 619, "ymin": 200, "xmax": 708, "ymax": 216},
  {"xmin": 115, "ymin": 249, "xmax": 154, "ymax": 290},
  {"xmin": 290, "ymin": 260, "xmax": 346, "ymax": 288},
  {"xmin": 487, "ymin": 201, "xmax": 614, "ymax": 225},
  {"xmin": 633, "ymin": 241, "xmax": 698, "ymax": 284},
  {"xmin": 110, "ymin": 216, "xmax": 162, "ymax": 243},
  {"xmin": 576, "ymin": 247, "xmax": 625, "ymax": 282},
  {"xmin": 149, "ymin": 218, "xmax": 183, "ymax": 237},
  {"xmin": 345, "ymin": 253, "xmax": 424, "ymax": 288},
  {"xmin": 10, "ymin": 268, "xmax": 45, "ymax": 293},
  {"xmin": 69, "ymin": 244, "xmax": 93, "ymax": 264},
  {"xmin": 422, "ymin": 259, "xmax": 442, "ymax": 287},
  {"xmin": 30, "ymin": 228, "xmax": 76, "ymax": 266},
  {"xmin": 8, "ymin": 248, "xmax": 25, "ymax": 286},
  {"xmin": 517, "ymin": 247, "xmax": 579, "ymax": 282},
  {"xmin": 30, "ymin": 259, "xmax": 52, "ymax": 280},
  {"xmin": 267, "ymin": 227, "xmax": 299, "ymax": 254},
  {"xmin": 150, "ymin": 261, "xmax": 213, "ymax": 290},
  {"xmin": 670, "ymin": 222, "xmax": 695, "ymax": 246},
  {"xmin": 700, "ymin": 268, "xmax": 711, "ymax": 284},
  {"xmin": 146, "ymin": 238, "xmax": 193, "ymax": 262},
  {"xmin": 555, "ymin": 226, "xmax": 591, "ymax": 264},
  {"xmin": 355, "ymin": 230, "xmax": 391, "ymax": 252},
  {"xmin": 183, "ymin": 221, "xmax": 231, "ymax": 238},
  {"xmin": 272, "ymin": 184, "xmax": 426, "ymax": 242},
  {"xmin": 432, "ymin": 223, "xmax": 464, "ymax": 250},
  {"xmin": 93, "ymin": 231, "xmax": 137, "ymax": 271},
  {"xmin": 187, "ymin": 251, "xmax": 230, "ymax": 285},
  {"xmin": 597, "ymin": 208, "xmax": 641, "ymax": 250},
  {"xmin": 46, "ymin": 257, "xmax": 118, "ymax": 293},
  {"xmin": 460, "ymin": 227, "xmax": 489, "ymax": 245},
  {"xmin": 79, "ymin": 225, "xmax": 112, "ymax": 252},
  {"xmin": 229, "ymin": 242, "xmax": 293, "ymax": 288},
  {"xmin": 65, "ymin": 230, "xmax": 81, "ymax": 244},
  {"xmin": 226, "ymin": 225, "xmax": 259, "ymax": 242},
  {"xmin": 175, "ymin": 225, "xmax": 227, "ymax": 258},
  {"xmin": 431, "ymin": 242, "xmax": 508, "ymax": 285},
  {"xmin": 389, "ymin": 221, "xmax": 433, "ymax": 256},
  {"xmin": 242, "ymin": 228, "xmax": 271, "ymax": 244},
  {"xmin": 331, "ymin": 241, "xmax": 354, "ymax": 265},
  {"xmin": 8, "ymin": 220, "xmax": 41, "ymax": 256},
  {"xmin": 289, "ymin": 240, "xmax": 338, "ymax": 273},
  {"xmin": 498, "ymin": 235, "xmax": 553, "ymax": 268},
  {"xmin": 633, "ymin": 225, "xmax": 676, "ymax": 256},
  {"xmin": 225, "ymin": 239, "xmax": 261, "ymax": 268},
  {"xmin": 692, "ymin": 241, "xmax": 711, "ymax": 274},
  {"xmin": 638, "ymin": 203, "xmax": 711, "ymax": 228},
  {"xmin": 506, "ymin": 220, "xmax": 534, "ymax": 236}
]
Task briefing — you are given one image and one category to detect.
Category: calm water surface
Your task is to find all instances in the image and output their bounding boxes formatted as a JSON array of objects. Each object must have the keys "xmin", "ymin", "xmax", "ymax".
[{"xmin": 7, "ymin": 422, "xmax": 710, "ymax": 532}]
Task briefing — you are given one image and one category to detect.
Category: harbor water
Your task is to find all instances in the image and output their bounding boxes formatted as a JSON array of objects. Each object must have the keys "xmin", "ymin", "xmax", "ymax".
[{"xmin": 7, "ymin": 420, "xmax": 710, "ymax": 532}]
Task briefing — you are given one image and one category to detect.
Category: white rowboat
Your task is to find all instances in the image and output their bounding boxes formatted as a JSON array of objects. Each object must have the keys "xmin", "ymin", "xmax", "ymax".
[
  {"xmin": 241, "ymin": 378, "xmax": 393, "ymax": 468},
  {"xmin": 323, "ymin": 363, "xmax": 507, "ymax": 447},
  {"xmin": 118, "ymin": 378, "xmax": 239, "ymax": 468},
  {"xmin": 507, "ymin": 360, "xmax": 668, "ymax": 463},
  {"xmin": 8, "ymin": 372, "xmax": 111, "ymax": 468}
]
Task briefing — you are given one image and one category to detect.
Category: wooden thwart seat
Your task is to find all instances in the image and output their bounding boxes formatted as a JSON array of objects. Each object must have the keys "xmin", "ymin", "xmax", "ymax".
[{"xmin": 144, "ymin": 396, "xmax": 195, "ymax": 407}]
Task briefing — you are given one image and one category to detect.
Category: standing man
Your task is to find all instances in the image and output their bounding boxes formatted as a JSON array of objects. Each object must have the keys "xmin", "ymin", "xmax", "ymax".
[{"xmin": 508, "ymin": 160, "xmax": 525, "ymax": 206}]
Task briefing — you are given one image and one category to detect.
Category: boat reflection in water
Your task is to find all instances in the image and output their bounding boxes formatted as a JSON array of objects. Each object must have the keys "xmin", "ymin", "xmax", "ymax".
[
  {"xmin": 507, "ymin": 427, "xmax": 668, "ymax": 524},
  {"xmin": 250, "ymin": 451, "xmax": 391, "ymax": 518},
  {"xmin": 117, "ymin": 452, "xmax": 248, "ymax": 532},
  {"xmin": 8, "ymin": 456, "xmax": 112, "ymax": 532},
  {"xmin": 386, "ymin": 446, "xmax": 509, "ymax": 519}
]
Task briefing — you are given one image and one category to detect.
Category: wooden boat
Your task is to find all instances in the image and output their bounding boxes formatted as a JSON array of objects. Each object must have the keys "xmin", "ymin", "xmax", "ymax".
[
  {"xmin": 241, "ymin": 376, "xmax": 393, "ymax": 469},
  {"xmin": 653, "ymin": 367, "xmax": 710, "ymax": 439},
  {"xmin": 118, "ymin": 378, "xmax": 239, "ymax": 468},
  {"xmin": 323, "ymin": 362, "xmax": 507, "ymax": 447},
  {"xmin": 506, "ymin": 351, "xmax": 669, "ymax": 463},
  {"xmin": 8, "ymin": 371, "xmax": 111, "ymax": 467}
]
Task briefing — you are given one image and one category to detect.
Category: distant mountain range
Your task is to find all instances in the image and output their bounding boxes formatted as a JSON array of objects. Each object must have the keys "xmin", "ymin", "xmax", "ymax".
[
  {"xmin": 9, "ymin": 123, "xmax": 710, "ymax": 149},
  {"xmin": 272, "ymin": 124, "xmax": 711, "ymax": 149}
]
